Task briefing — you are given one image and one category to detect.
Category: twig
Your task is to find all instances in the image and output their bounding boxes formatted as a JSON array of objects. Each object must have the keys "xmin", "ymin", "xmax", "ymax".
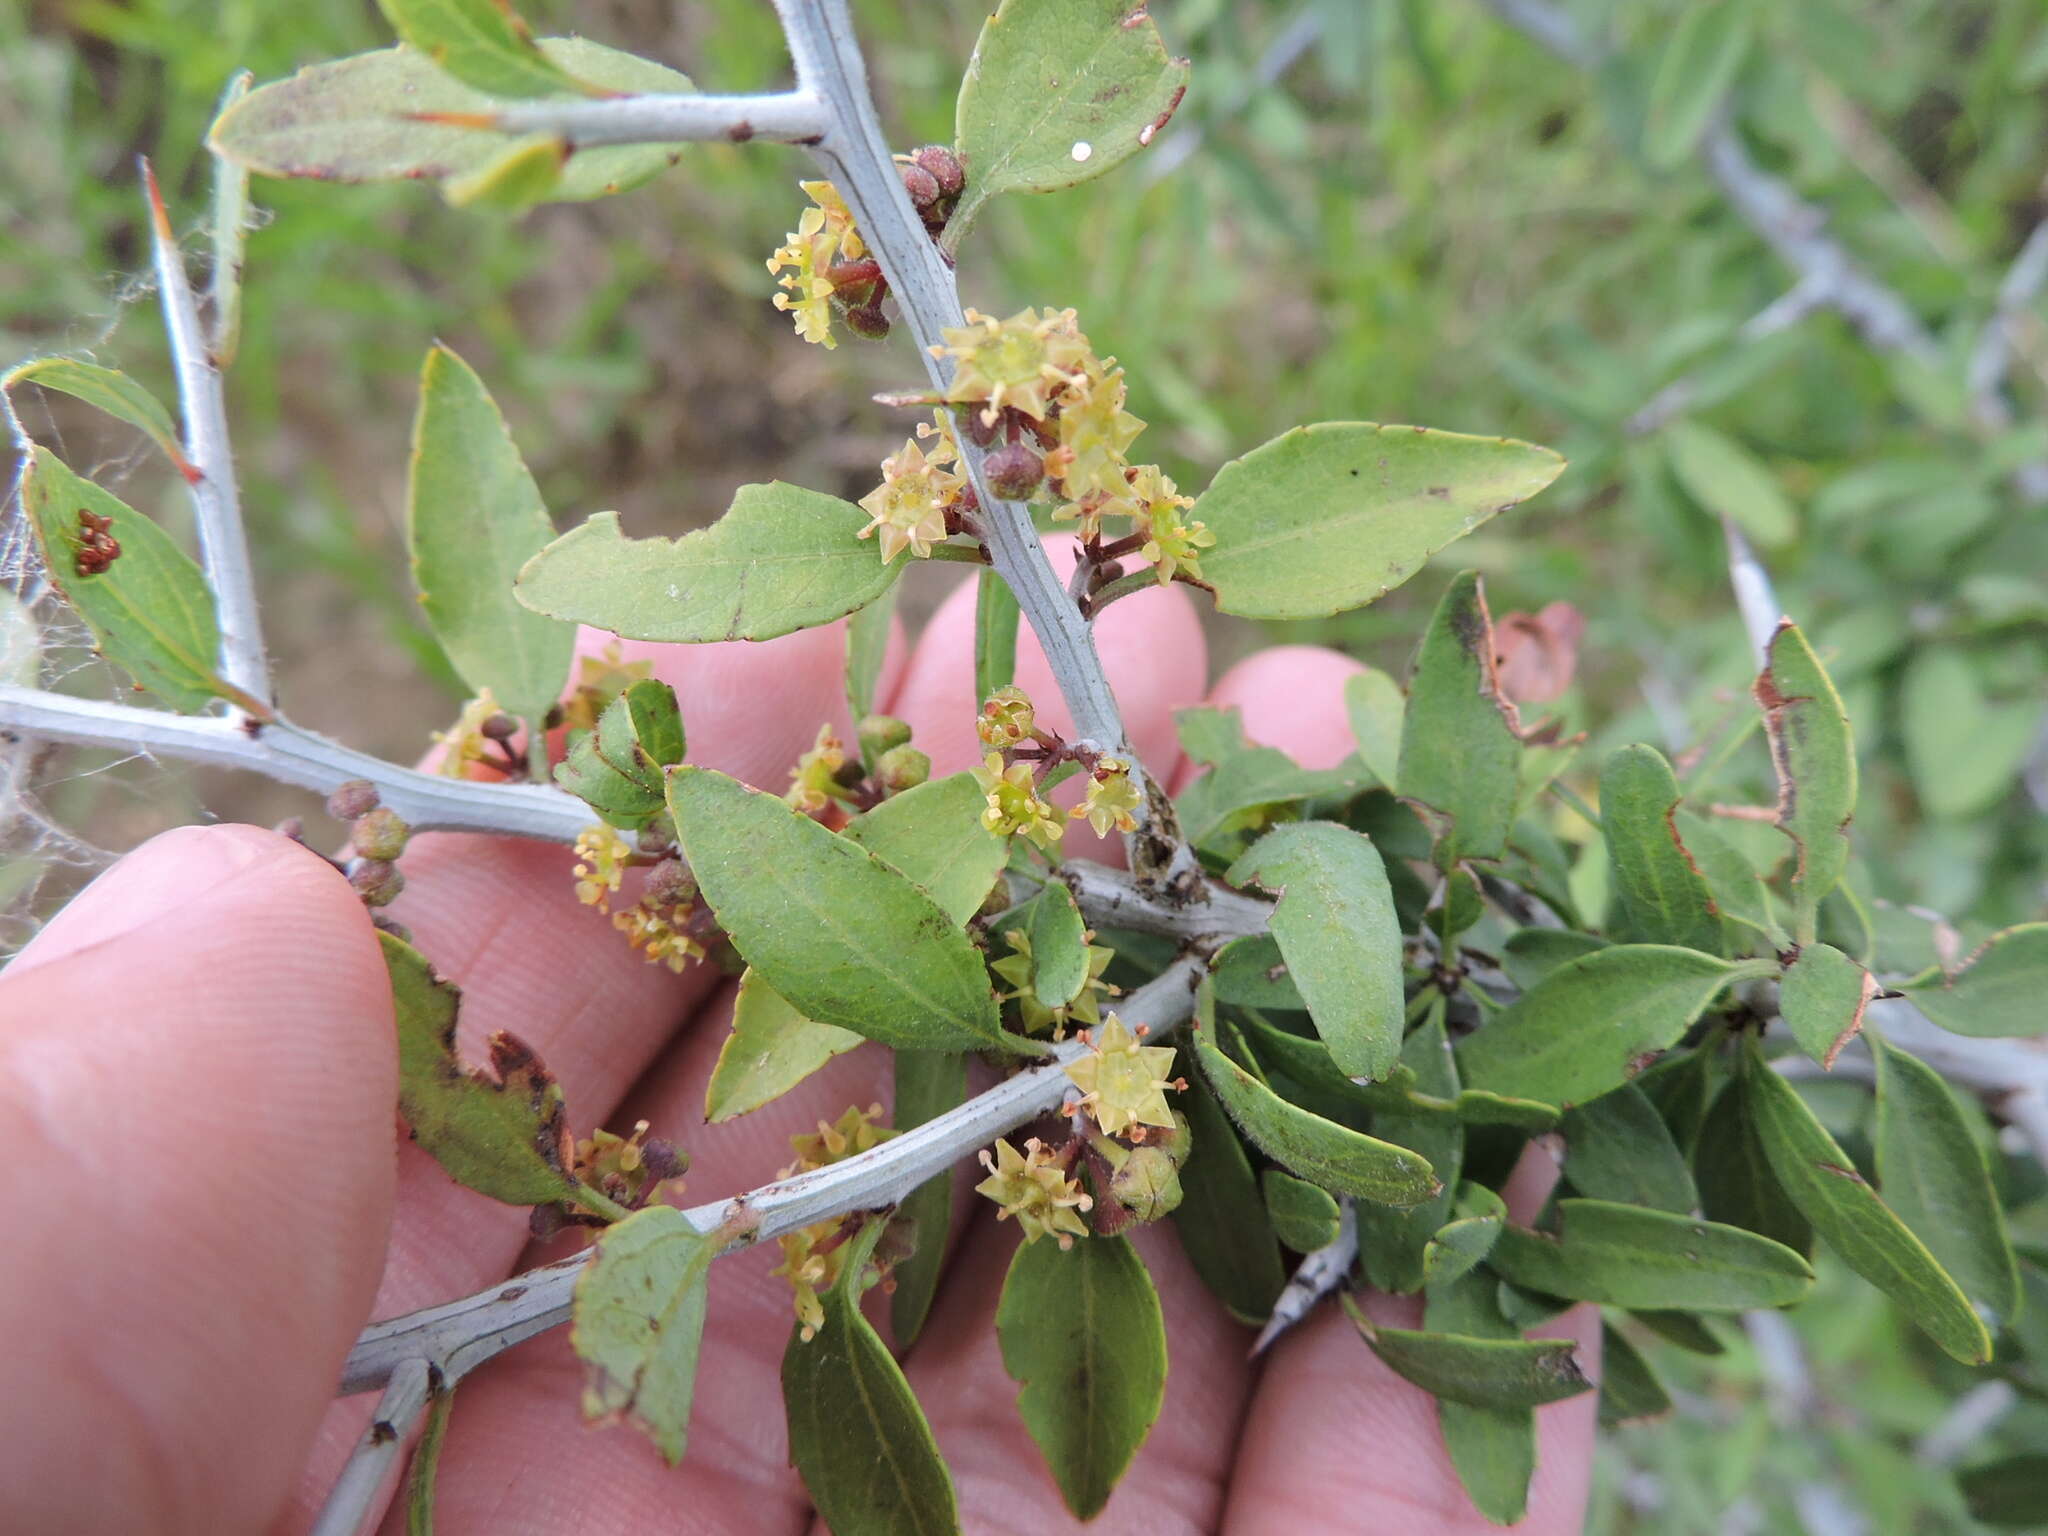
[
  {"xmin": 311, "ymin": 1357, "xmax": 433, "ymax": 1536},
  {"xmin": 339, "ymin": 953, "xmax": 1211, "ymax": 1395},
  {"xmin": 1060, "ymin": 859, "xmax": 1271, "ymax": 940},
  {"xmin": 1249, "ymin": 1198, "xmax": 1357, "ymax": 1356},
  {"xmin": 489, "ymin": 90, "xmax": 828, "ymax": 146},
  {"xmin": 1139, "ymin": 5, "xmax": 1321, "ymax": 185},
  {"xmin": 1968, "ymin": 218, "xmax": 2048, "ymax": 429},
  {"xmin": 1720, "ymin": 516, "xmax": 1781, "ymax": 667},
  {"xmin": 1914, "ymin": 1379, "xmax": 2017, "ymax": 1466},
  {"xmin": 141, "ymin": 161, "xmax": 270, "ymax": 709}
]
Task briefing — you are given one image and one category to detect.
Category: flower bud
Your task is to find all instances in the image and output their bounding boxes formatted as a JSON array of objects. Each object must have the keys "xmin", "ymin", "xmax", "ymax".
[
  {"xmin": 843, "ymin": 304, "xmax": 892, "ymax": 340},
  {"xmin": 480, "ymin": 712, "xmax": 521, "ymax": 743},
  {"xmin": 350, "ymin": 806, "xmax": 411, "ymax": 862},
  {"xmin": 858, "ymin": 713, "xmax": 913, "ymax": 757},
  {"xmin": 349, "ymin": 857, "xmax": 406, "ymax": 907},
  {"xmin": 911, "ymin": 144, "xmax": 966, "ymax": 199},
  {"xmin": 899, "ymin": 161, "xmax": 942, "ymax": 210},
  {"xmin": 1109, "ymin": 1146, "xmax": 1183, "ymax": 1223},
  {"xmin": 325, "ymin": 779, "xmax": 380, "ymax": 822},
  {"xmin": 960, "ymin": 406, "xmax": 1000, "ymax": 449},
  {"xmin": 642, "ymin": 857, "xmax": 696, "ymax": 910},
  {"xmin": 877, "ymin": 744, "xmax": 931, "ymax": 794},
  {"xmin": 983, "ymin": 441, "xmax": 1045, "ymax": 501}
]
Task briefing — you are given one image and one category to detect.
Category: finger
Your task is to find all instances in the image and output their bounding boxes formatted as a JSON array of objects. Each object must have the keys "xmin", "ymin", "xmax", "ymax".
[
  {"xmin": 289, "ymin": 618, "xmax": 890, "ymax": 1529},
  {"xmin": 1221, "ymin": 1142, "xmax": 1602, "ymax": 1533},
  {"xmin": 1169, "ymin": 644, "xmax": 1366, "ymax": 791},
  {"xmin": 0, "ymin": 825, "xmax": 395, "ymax": 1536}
]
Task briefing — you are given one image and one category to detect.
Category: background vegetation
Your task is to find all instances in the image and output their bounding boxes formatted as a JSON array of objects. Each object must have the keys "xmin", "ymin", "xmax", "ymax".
[{"xmin": 5, "ymin": 0, "xmax": 2046, "ymax": 1528}]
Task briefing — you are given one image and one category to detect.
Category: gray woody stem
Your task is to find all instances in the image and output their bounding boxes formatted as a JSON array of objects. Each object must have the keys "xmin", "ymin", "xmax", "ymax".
[
  {"xmin": 142, "ymin": 162, "xmax": 271, "ymax": 708},
  {"xmin": 338, "ymin": 954, "xmax": 1210, "ymax": 1396},
  {"xmin": 311, "ymin": 1357, "xmax": 433, "ymax": 1536}
]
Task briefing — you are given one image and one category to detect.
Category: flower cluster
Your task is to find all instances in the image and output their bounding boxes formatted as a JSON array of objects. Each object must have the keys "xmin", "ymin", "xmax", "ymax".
[
  {"xmin": 972, "ymin": 750, "xmax": 1065, "ymax": 851},
  {"xmin": 766, "ymin": 180, "xmax": 872, "ymax": 349},
  {"xmin": 974, "ymin": 1136, "xmax": 1094, "ymax": 1248},
  {"xmin": 1072, "ymin": 756, "xmax": 1143, "ymax": 837},
  {"xmin": 574, "ymin": 1119, "xmax": 686, "ymax": 1211},
  {"xmin": 612, "ymin": 857, "xmax": 703, "ymax": 973},
  {"xmin": 976, "ymin": 684, "xmax": 1040, "ymax": 748},
  {"xmin": 773, "ymin": 1105, "xmax": 899, "ymax": 1339},
  {"xmin": 572, "ymin": 823, "xmax": 633, "ymax": 910},
  {"xmin": 786, "ymin": 724, "xmax": 858, "ymax": 816},
  {"xmin": 857, "ymin": 423, "xmax": 961, "ymax": 562},
  {"xmin": 1062, "ymin": 1014, "xmax": 1183, "ymax": 1138},
  {"xmin": 990, "ymin": 927, "xmax": 1119, "ymax": 1037}
]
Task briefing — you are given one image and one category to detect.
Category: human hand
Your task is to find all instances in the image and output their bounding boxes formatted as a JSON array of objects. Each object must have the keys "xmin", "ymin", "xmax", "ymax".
[{"xmin": 0, "ymin": 549, "xmax": 1598, "ymax": 1535}]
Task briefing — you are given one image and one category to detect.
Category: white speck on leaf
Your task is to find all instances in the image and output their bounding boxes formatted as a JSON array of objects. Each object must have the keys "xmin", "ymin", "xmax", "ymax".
[
  {"xmin": 666, "ymin": 583, "xmax": 679, "ymax": 600},
  {"xmin": 1070, "ymin": 141, "xmax": 1093, "ymax": 163},
  {"xmin": 1138, "ymin": 124, "xmax": 1155, "ymax": 146}
]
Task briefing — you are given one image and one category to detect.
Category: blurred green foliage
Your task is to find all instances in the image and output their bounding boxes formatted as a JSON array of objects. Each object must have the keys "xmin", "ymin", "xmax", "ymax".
[{"xmin": 5, "ymin": 1, "xmax": 2048, "ymax": 1523}]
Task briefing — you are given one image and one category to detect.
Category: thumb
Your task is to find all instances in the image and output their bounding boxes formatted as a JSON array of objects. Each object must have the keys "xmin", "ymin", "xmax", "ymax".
[{"xmin": 0, "ymin": 824, "xmax": 398, "ymax": 1536}]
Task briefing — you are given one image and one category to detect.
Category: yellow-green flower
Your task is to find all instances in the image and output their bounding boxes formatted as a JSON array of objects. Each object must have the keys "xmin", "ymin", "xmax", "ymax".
[
  {"xmin": 766, "ymin": 181, "xmax": 864, "ymax": 349},
  {"xmin": 1047, "ymin": 361, "xmax": 1146, "ymax": 530},
  {"xmin": 786, "ymin": 723, "xmax": 854, "ymax": 815},
  {"xmin": 974, "ymin": 1136, "xmax": 1093, "ymax": 1248},
  {"xmin": 971, "ymin": 751, "xmax": 1065, "ymax": 851},
  {"xmin": 858, "ymin": 436, "xmax": 958, "ymax": 562},
  {"xmin": 788, "ymin": 1103, "xmax": 896, "ymax": 1171},
  {"xmin": 1063, "ymin": 1013, "xmax": 1182, "ymax": 1137},
  {"xmin": 560, "ymin": 642, "xmax": 653, "ymax": 734},
  {"xmin": 1129, "ymin": 465, "xmax": 1213, "ymax": 586},
  {"xmin": 1072, "ymin": 757, "xmax": 1143, "ymax": 838},
  {"xmin": 937, "ymin": 306, "xmax": 1092, "ymax": 425},
  {"xmin": 775, "ymin": 1103, "xmax": 899, "ymax": 1340},
  {"xmin": 572, "ymin": 823, "xmax": 633, "ymax": 910},
  {"xmin": 612, "ymin": 902, "xmax": 704, "ymax": 972},
  {"xmin": 976, "ymin": 684, "xmax": 1038, "ymax": 748}
]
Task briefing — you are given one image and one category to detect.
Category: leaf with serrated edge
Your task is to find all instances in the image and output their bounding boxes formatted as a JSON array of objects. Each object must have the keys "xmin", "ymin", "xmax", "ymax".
[
  {"xmin": 1601, "ymin": 744, "xmax": 1724, "ymax": 954},
  {"xmin": 1755, "ymin": 621, "xmax": 1855, "ymax": 942},
  {"xmin": 1456, "ymin": 944, "xmax": 1748, "ymax": 1109},
  {"xmin": 1780, "ymin": 942, "xmax": 1876, "ymax": 1069},
  {"xmin": 1228, "ymin": 821, "xmax": 1403, "ymax": 1080},
  {"xmin": 3, "ymin": 358, "xmax": 193, "ymax": 477},
  {"xmin": 517, "ymin": 487, "xmax": 902, "ymax": 644},
  {"xmin": 23, "ymin": 448, "xmax": 233, "ymax": 714},
  {"xmin": 950, "ymin": 0, "xmax": 1188, "ymax": 244},
  {"xmin": 1902, "ymin": 923, "xmax": 2048, "ymax": 1037},
  {"xmin": 1399, "ymin": 571, "xmax": 1524, "ymax": 866},
  {"xmin": 1344, "ymin": 1296, "xmax": 1591, "ymax": 1409},
  {"xmin": 783, "ymin": 1218, "xmax": 960, "ymax": 1535},
  {"xmin": 997, "ymin": 1234, "xmax": 1166, "ymax": 1519},
  {"xmin": 1262, "ymin": 1169, "xmax": 1342, "ymax": 1252},
  {"xmin": 1195, "ymin": 426, "xmax": 1564, "ymax": 620},
  {"xmin": 572, "ymin": 1204, "xmax": 716, "ymax": 1464},
  {"xmin": 1872, "ymin": 1034, "xmax": 2022, "ymax": 1328},
  {"xmin": 379, "ymin": 931, "xmax": 576, "ymax": 1204},
  {"xmin": 1742, "ymin": 1039, "xmax": 1990, "ymax": 1363},
  {"xmin": 1558, "ymin": 1084, "xmax": 1698, "ymax": 1214},
  {"xmin": 669, "ymin": 767, "xmax": 1026, "ymax": 1055},
  {"xmin": 1192, "ymin": 1030, "xmax": 1438, "ymax": 1206},
  {"xmin": 409, "ymin": 344, "xmax": 574, "ymax": 721},
  {"xmin": 1489, "ymin": 1198, "xmax": 1813, "ymax": 1310},
  {"xmin": 210, "ymin": 41, "xmax": 692, "ymax": 202}
]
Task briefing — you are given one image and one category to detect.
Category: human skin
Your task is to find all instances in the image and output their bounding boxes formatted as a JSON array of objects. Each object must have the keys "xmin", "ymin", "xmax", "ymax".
[{"xmin": 0, "ymin": 548, "xmax": 1598, "ymax": 1535}]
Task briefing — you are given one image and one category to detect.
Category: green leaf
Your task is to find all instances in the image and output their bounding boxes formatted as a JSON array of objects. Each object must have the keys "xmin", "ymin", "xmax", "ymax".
[
  {"xmin": 1596, "ymin": 1325, "xmax": 1672, "ymax": 1427},
  {"xmin": 1344, "ymin": 1297, "xmax": 1591, "ymax": 1409},
  {"xmin": 1501, "ymin": 928, "xmax": 1611, "ymax": 991},
  {"xmin": 379, "ymin": 930, "xmax": 577, "ymax": 1205},
  {"xmin": 407, "ymin": 345, "xmax": 574, "ymax": 720},
  {"xmin": 1601, "ymin": 745, "xmax": 1724, "ymax": 954},
  {"xmin": 1192, "ymin": 1028, "xmax": 1440, "ymax": 1206},
  {"xmin": 1488, "ymin": 1199, "xmax": 1814, "ymax": 1310},
  {"xmin": 211, "ymin": 41, "xmax": 692, "ymax": 202},
  {"xmin": 20, "ymin": 448, "xmax": 236, "ymax": 715},
  {"xmin": 667, "ymin": 767, "xmax": 1026, "ymax": 1055},
  {"xmin": 784, "ymin": 1219, "xmax": 960, "ymax": 1536},
  {"xmin": 973, "ymin": 567, "xmax": 1020, "ymax": 703},
  {"xmin": 517, "ymin": 486, "xmax": 900, "ymax": 645},
  {"xmin": 3, "ymin": 358, "xmax": 193, "ymax": 477},
  {"xmin": 1171, "ymin": 1047, "xmax": 1287, "ymax": 1322},
  {"xmin": 891, "ymin": 1050, "xmax": 966, "ymax": 1348},
  {"xmin": 1558, "ymin": 1083, "xmax": 1699, "ymax": 1214},
  {"xmin": 442, "ymin": 132, "xmax": 565, "ymax": 208},
  {"xmin": 1642, "ymin": 2, "xmax": 1754, "ymax": 168},
  {"xmin": 1343, "ymin": 665, "xmax": 1405, "ymax": 789},
  {"xmin": 1694, "ymin": 1074, "xmax": 1812, "ymax": 1255},
  {"xmin": 1227, "ymin": 821, "xmax": 1403, "ymax": 1080},
  {"xmin": 1871, "ymin": 1034, "xmax": 2022, "ymax": 1329},
  {"xmin": 1900, "ymin": 646, "xmax": 2039, "ymax": 821},
  {"xmin": 1422, "ymin": 1184, "xmax": 1507, "ymax": 1287},
  {"xmin": 844, "ymin": 771, "xmax": 1011, "ymax": 924},
  {"xmin": 376, "ymin": 0, "xmax": 593, "ymax": 97},
  {"xmin": 1630, "ymin": 1308, "xmax": 1725, "ymax": 1355},
  {"xmin": 554, "ymin": 678, "xmax": 685, "ymax": 832},
  {"xmin": 1171, "ymin": 707, "xmax": 1365, "ymax": 852},
  {"xmin": 1209, "ymin": 934, "xmax": 1307, "ymax": 1013},
  {"xmin": 949, "ymin": 0, "xmax": 1189, "ymax": 244},
  {"xmin": 1360, "ymin": 1012, "xmax": 1464, "ymax": 1292},
  {"xmin": 1424, "ymin": 1272, "xmax": 1537, "ymax": 1525},
  {"xmin": 1663, "ymin": 420, "xmax": 1796, "ymax": 547},
  {"xmin": 1194, "ymin": 425, "xmax": 1565, "ymax": 620},
  {"xmin": 705, "ymin": 969, "xmax": 863, "ymax": 1124},
  {"xmin": 1262, "ymin": 1169, "xmax": 1343, "ymax": 1251},
  {"xmin": 844, "ymin": 585, "xmax": 898, "ymax": 732},
  {"xmin": 1780, "ymin": 942, "xmax": 1876, "ymax": 1069},
  {"xmin": 996, "ymin": 1234, "xmax": 1166, "ymax": 1520},
  {"xmin": 1742, "ymin": 1040, "xmax": 1991, "ymax": 1363},
  {"xmin": 1677, "ymin": 809, "xmax": 1785, "ymax": 948},
  {"xmin": 1903, "ymin": 924, "xmax": 2048, "ymax": 1037},
  {"xmin": 571, "ymin": 1204, "xmax": 716, "ymax": 1464},
  {"xmin": 1399, "ymin": 571, "xmax": 1523, "ymax": 865},
  {"xmin": 1455, "ymin": 944, "xmax": 1747, "ymax": 1109},
  {"xmin": 1755, "ymin": 622, "xmax": 1855, "ymax": 941},
  {"xmin": 405, "ymin": 1383, "xmax": 454, "ymax": 1535},
  {"xmin": 1026, "ymin": 879, "xmax": 1090, "ymax": 1008},
  {"xmin": 1958, "ymin": 1455, "xmax": 2048, "ymax": 1527}
]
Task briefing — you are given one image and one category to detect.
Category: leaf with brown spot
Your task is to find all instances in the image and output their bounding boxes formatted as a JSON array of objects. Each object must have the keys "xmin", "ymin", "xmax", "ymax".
[
  {"xmin": 572, "ymin": 1203, "xmax": 717, "ymax": 1464},
  {"xmin": 1398, "ymin": 570, "xmax": 1526, "ymax": 866},
  {"xmin": 380, "ymin": 930, "xmax": 577, "ymax": 1205},
  {"xmin": 1779, "ymin": 942, "xmax": 1876, "ymax": 1069}
]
